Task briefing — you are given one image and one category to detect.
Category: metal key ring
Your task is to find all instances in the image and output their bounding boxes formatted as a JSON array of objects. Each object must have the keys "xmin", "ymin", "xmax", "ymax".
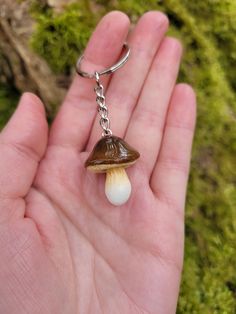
[{"xmin": 76, "ymin": 43, "xmax": 130, "ymax": 79}]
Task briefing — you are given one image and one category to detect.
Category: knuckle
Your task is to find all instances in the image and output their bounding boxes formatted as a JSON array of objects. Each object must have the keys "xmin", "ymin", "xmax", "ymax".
[{"xmin": 158, "ymin": 157, "xmax": 189, "ymax": 176}]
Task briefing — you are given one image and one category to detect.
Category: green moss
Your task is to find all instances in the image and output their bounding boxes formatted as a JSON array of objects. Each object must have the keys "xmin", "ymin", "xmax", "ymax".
[
  {"xmin": 0, "ymin": 85, "xmax": 19, "ymax": 130},
  {"xmin": 1, "ymin": 0, "xmax": 235, "ymax": 312},
  {"xmin": 30, "ymin": 2, "xmax": 97, "ymax": 73}
]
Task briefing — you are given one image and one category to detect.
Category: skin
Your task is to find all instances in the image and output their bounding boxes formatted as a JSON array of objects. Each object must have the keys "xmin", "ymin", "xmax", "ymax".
[{"xmin": 0, "ymin": 11, "xmax": 196, "ymax": 314}]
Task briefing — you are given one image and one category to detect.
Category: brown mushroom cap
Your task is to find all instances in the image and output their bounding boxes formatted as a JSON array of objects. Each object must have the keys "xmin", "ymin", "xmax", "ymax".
[{"xmin": 85, "ymin": 135, "xmax": 140, "ymax": 173}]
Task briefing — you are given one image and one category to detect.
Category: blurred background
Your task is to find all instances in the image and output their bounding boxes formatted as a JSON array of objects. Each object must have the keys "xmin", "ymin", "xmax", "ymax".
[{"xmin": 0, "ymin": 0, "xmax": 235, "ymax": 312}]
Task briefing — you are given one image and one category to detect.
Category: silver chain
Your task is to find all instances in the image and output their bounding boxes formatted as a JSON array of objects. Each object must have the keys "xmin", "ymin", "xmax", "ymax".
[{"xmin": 94, "ymin": 71, "xmax": 112, "ymax": 137}]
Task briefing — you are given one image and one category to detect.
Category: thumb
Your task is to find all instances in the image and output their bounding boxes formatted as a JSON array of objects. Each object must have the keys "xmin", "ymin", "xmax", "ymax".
[{"xmin": 0, "ymin": 92, "xmax": 48, "ymax": 220}]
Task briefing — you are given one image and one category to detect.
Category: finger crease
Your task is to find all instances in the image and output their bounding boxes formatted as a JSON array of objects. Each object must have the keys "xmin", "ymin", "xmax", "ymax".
[{"xmin": 0, "ymin": 141, "xmax": 40, "ymax": 163}]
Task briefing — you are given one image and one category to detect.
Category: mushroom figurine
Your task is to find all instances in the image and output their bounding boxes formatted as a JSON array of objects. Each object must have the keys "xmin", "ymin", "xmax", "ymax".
[{"xmin": 85, "ymin": 135, "xmax": 140, "ymax": 206}]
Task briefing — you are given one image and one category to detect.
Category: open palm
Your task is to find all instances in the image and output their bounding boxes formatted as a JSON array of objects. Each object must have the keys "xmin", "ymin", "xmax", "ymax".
[{"xmin": 0, "ymin": 11, "xmax": 196, "ymax": 314}]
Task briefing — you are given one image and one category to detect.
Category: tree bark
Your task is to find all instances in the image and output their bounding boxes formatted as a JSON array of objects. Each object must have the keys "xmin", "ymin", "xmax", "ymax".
[{"xmin": 0, "ymin": 0, "xmax": 68, "ymax": 114}]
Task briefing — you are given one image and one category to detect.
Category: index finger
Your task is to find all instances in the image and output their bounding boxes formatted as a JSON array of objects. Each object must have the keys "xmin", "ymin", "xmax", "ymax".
[{"xmin": 49, "ymin": 11, "xmax": 130, "ymax": 151}]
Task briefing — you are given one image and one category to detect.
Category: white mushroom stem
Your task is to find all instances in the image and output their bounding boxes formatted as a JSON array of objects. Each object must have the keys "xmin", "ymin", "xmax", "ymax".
[{"xmin": 105, "ymin": 167, "xmax": 131, "ymax": 206}]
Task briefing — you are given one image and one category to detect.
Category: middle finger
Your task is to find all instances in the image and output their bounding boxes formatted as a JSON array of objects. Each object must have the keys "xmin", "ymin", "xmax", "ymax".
[{"xmin": 86, "ymin": 11, "xmax": 169, "ymax": 151}]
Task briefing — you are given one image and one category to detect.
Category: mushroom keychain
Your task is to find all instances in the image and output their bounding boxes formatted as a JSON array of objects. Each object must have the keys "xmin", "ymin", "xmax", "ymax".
[{"xmin": 76, "ymin": 43, "xmax": 140, "ymax": 206}]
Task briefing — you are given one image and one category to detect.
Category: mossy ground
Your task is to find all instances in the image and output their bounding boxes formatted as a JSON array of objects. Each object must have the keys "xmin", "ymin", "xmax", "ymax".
[
  {"xmin": 0, "ymin": 85, "xmax": 19, "ymax": 128},
  {"xmin": 1, "ymin": 1, "xmax": 236, "ymax": 312}
]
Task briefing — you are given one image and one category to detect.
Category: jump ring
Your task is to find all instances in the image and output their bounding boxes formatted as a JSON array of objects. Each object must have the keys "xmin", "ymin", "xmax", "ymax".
[{"xmin": 76, "ymin": 43, "xmax": 130, "ymax": 79}]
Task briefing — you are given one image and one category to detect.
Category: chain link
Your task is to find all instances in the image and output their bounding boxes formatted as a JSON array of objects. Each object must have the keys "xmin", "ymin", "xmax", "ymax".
[{"xmin": 94, "ymin": 71, "xmax": 112, "ymax": 137}]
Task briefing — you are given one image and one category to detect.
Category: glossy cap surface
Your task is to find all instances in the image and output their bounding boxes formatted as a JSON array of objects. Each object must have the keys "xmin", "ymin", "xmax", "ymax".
[{"xmin": 85, "ymin": 135, "xmax": 140, "ymax": 173}]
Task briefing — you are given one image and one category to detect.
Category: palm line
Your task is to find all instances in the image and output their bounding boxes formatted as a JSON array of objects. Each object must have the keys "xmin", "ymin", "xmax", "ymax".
[{"xmin": 32, "ymin": 183, "xmax": 150, "ymax": 312}]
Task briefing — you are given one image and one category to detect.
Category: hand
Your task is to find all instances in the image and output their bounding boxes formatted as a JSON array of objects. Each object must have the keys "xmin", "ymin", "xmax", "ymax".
[{"xmin": 0, "ymin": 11, "xmax": 196, "ymax": 314}]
